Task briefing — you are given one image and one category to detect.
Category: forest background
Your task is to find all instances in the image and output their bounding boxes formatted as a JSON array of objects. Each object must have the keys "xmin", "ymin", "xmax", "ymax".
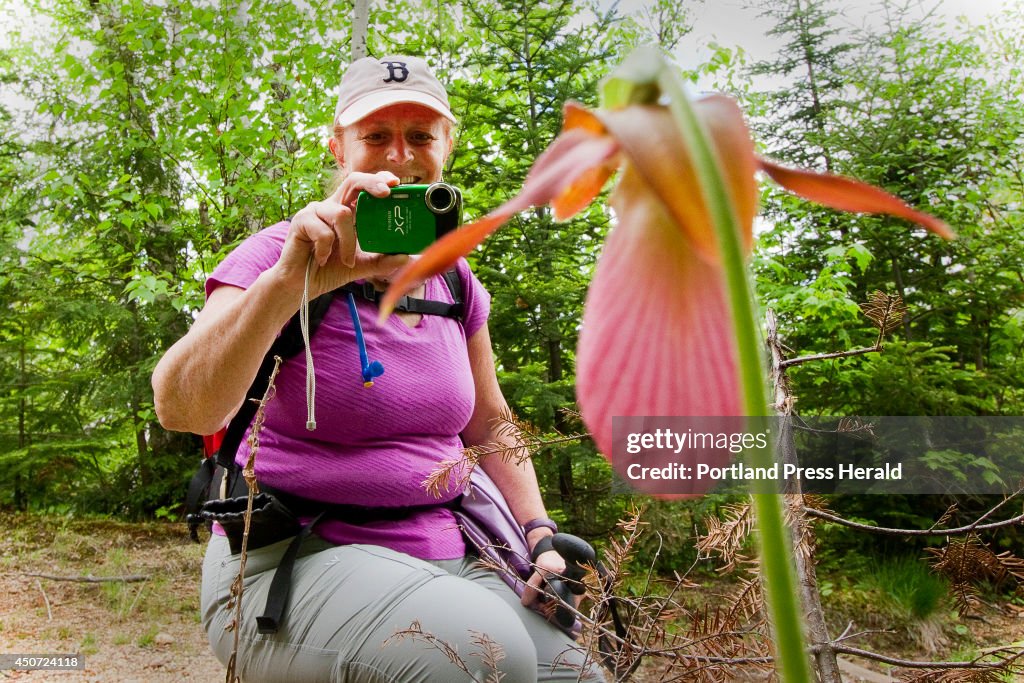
[{"xmin": 1, "ymin": 0, "xmax": 1023, "ymax": 673}]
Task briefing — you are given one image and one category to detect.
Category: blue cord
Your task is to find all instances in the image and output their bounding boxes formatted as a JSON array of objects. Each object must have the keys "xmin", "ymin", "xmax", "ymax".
[{"xmin": 346, "ymin": 292, "xmax": 384, "ymax": 387}]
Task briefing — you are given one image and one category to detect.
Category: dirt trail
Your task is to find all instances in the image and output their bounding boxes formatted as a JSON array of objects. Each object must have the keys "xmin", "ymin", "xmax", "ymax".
[
  {"xmin": 4, "ymin": 514, "xmax": 1024, "ymax": 682},
  {"xmin": 1, "ymin": 514, "xmax": 222, "ymax": 682}
]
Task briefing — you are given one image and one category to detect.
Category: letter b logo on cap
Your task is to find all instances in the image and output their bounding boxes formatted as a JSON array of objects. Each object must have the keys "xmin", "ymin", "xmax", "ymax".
[{"xmin": 382, "ymin": 61, "xmax": 409, "ymax": 83}]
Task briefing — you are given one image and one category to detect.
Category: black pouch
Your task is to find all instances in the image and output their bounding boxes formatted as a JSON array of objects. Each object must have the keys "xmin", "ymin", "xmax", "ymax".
[{"xmin": 200, "ymin": 492, "xmax": 301, "ymax": 554}]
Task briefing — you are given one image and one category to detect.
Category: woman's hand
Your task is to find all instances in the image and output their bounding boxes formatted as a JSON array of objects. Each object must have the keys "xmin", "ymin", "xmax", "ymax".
[
  {"xmin": 275, "ymin": 170, "xmax": 412, "ymax": 298},
  {"xmin": 520, "ymin": 543, "xmax": 583, "ymax": 621}
]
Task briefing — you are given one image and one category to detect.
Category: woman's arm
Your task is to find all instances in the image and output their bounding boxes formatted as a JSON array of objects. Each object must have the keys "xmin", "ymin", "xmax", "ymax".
[
  {"xmin": 462, "ymin": 323, "xmax": 551, "ymax": 545},
  {"xmin": 152, "ymin": 274, "xmax": 303, "ymax": 435},
  {"xmin": 463, "ymin": 323, "xmax": 575, "ymax": 611}
]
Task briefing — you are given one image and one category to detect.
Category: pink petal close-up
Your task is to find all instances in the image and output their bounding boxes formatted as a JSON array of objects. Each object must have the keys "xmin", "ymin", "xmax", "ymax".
[
  {"xmin": 380, "ymin": 90, "xmax": 951, "ymax": 500},
  {"xmin": 576, "ymin": 164, "xmax": 740, "ymax": 497}
]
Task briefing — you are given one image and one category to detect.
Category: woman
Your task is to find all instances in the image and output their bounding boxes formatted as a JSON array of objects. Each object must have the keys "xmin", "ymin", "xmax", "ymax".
[{"xmin": 152, "ymin": 55, "xmax": 603, "ymax": 682}]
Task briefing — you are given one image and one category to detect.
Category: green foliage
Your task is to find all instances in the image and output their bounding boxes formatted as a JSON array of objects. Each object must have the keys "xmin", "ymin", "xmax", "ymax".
[
  {"xmin": 0, "ymin": 440, "xmax": 124, "ymax": 512},
  {"xmin": 747, "ymin": 0, "xmax": 854, "ymax": 168},
  {"xmin": 1, "ymin": 0, "xmax": 347, "ymax": 514},
  {"xmin": 635, "ymin": 496, "xmax": 735, "ymax": 574},
  {"xmin": 752, "ymin": 0, "xmax": 1024, "ymax": 421},
  {"xmin": 79, "ymin": 632, "xmax": 99, "ymax": 656},
  {"xmin": 794, "ymin": 341, "xmax": 999, "ymax": 416},
  {"xmin": 921, "ymin": 449, "xmax": 1005, "ymax": 489}
]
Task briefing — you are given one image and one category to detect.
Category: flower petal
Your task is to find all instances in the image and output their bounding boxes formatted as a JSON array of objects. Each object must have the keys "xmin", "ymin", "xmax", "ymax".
[
  {"xmin": 562, "ymin": 100, "xmax": 608, "ymax": 135},
  {"xmin": 548, "ymin": 103, "xmax": 619, "ymax": 219},
  {"xmin": 595, "ymin": 97, "xmax": 759, "ymax": 266},
  {"xmin": 379, "ymin": 128, "xmax": 620, "ymax": 319},
  {"xmin": 577, "ymin": 163, "xmax": 741, "ymax": 497},
  {"xmin": 757, "ymin": 158, "xmax": 955, "ymax": 239},
  {"xmin": 695, "ymin": 94, "xmax": 759, "ymax": 254},
  {"xmin": 551, "ymin": 161, "xmax": 619, "ymax": 220}
]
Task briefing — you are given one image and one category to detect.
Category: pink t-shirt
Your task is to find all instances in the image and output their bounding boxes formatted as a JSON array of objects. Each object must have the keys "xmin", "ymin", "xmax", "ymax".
[{"xmin": 206, "ymin": 222, "xmax": 490, "ymax": 560}]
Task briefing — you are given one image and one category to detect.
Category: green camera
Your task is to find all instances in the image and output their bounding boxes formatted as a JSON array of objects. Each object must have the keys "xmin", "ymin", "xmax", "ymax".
[{"xmin": 355, "ymin": 182, "xmax": 462, "ymax": 254}]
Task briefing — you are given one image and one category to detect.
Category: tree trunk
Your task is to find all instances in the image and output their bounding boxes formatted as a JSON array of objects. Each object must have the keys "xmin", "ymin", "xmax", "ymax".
[
  {"xmin": 767, "ymin": 310, "xmax": 843, "ymax": 683},
  {"xmin": 794, "ymin": 0, "xmax": 833, "ymax": 175},
  {"xmin": 16, "ymin": 327, "xmax": 27, "ymax": 510},
  {"xmin": 130, "ymin": 304, "xmax": 151, "ymax": 488},
  {"xmin": 351, "ymin": 0, "xmax": 370, "ymax": 61},
  {"xmin": 891, "ymin": 256, "xmax": 912, "ymax": 341},
  {"xmin": 547, "ymin": 331, "xmax": 575, "ymax": 512}
]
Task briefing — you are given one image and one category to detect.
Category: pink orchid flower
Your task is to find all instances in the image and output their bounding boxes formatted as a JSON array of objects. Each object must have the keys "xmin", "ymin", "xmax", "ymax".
[
  {"xmin": 380, "ymin": 81, "xmax": 951, "ymax": 494},
  {"xmin": 379, "ymin": 54, "xmax": 951, "ymax": 681}
]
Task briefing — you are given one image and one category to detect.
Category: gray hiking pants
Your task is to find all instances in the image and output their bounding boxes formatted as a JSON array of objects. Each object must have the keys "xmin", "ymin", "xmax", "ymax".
[{"xmin": 201, "ymin": 534, "xmax": 605, "ymax": 682}]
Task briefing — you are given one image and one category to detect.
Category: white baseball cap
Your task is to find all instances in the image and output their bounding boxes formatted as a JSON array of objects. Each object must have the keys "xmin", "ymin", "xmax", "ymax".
[{"xmin": 334, "ymin": 56, "xmax": 457, "ymax": 127}]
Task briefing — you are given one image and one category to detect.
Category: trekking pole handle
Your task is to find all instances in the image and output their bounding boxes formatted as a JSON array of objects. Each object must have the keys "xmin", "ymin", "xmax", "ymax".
[
  {"xmin": 552, "ymin": 533, "xmax": 595, "ymax": 593},
  {"xmin": 535, "ymin": 533, "xmax": 597, "ymax": 629}
]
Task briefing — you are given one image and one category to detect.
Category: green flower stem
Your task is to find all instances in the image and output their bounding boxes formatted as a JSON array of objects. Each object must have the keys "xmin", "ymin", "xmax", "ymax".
[{"xmin": 654, "ymin": 57, "xmax": 812, "ymax": 683}]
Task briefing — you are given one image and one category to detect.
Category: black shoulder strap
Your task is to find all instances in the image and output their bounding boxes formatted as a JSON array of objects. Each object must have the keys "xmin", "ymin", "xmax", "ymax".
[
  {"xmin": 337, "ymin": 268, "xmax": 463, "ymax": 321},
  {"xmin": 215, "ymin": 290, "xmax": 335, "ymax": 469},
  {"xmin": 441, "ymin": 268, "xmax": 462, "ymax": 309}
]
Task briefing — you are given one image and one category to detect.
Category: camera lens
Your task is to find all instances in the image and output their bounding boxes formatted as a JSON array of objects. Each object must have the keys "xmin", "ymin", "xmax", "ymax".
[{"xmin": 425, "ymin": 183, "xmax": 456, "ymax": 214}]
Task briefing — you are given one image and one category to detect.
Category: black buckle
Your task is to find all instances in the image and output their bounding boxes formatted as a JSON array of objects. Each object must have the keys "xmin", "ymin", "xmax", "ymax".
[
  {"xmin": 359, "ymin": 281, "xmax": 379, "ymax": 301},
  {"xmin": 352, "ymin": 282, "xmax": 414, "ymax": 314},
  {"xmin": 186, "ymin": 513, "xmax": 206, "ymax": 542}
]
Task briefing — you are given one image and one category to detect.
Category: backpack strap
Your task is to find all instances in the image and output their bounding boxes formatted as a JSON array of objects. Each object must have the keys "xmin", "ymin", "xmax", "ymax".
[
  {"xmin": 441, "ymin": 268, "xmax": 463, "ymax": 313},
  {"xmin": 338, "ymin": 268, "xmax": 463, "ymax": 321},
  {"xmin": 219, "ymin": 289, "xmax": 336, "ymax": 467}
]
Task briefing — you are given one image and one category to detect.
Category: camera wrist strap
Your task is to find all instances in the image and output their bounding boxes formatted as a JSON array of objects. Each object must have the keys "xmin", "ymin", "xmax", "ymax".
[{"xmin": 301, "ymin": 254, "xmax": 317, "ymax": 430}]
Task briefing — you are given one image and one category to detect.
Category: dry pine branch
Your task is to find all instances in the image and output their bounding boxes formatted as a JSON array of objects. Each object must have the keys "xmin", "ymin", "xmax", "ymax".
[
  {"xmin": 24, "ymin": 572, "xmax": 149, "ymax": 583},
  {"xmin": 860, "ymin": 290, "xmax": 907, "ymax": 344},
  {"xmin": 926, "ymin": 535, "xmax": 1024, "ymax": 614},
  {"xmin": 225, "ymin": 356, "xmax": 282, "ymax": 683},
  {"xmin": 696, "ymin": 502, "xmax": 754, "ymax": 573},
  {"xmin": 423, "ymin": 407, "xmax": 588, "ymax": 498}
]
